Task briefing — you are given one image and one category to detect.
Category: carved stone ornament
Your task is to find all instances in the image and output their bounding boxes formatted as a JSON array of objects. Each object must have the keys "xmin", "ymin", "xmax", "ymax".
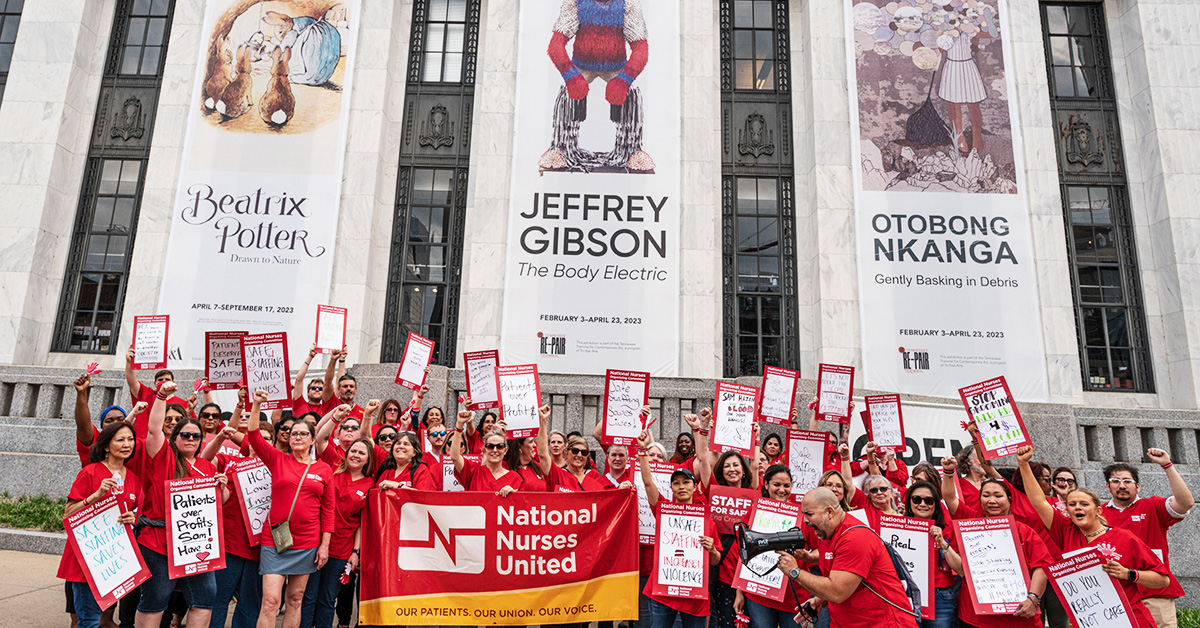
[
  {"xmin": 418, "ymin": 104, "xmax": 455, "ymax": 149},
  {"xmin": 111, "ymin": 97, "xmax": 147, "ymax": 141},
  {"xmin": 737, "ymin": 112, "xmax": 774, "ymax": 158},
  {"xmin": 1066, "ymin": 120, "xmax": 1103, "ymax": 166}
]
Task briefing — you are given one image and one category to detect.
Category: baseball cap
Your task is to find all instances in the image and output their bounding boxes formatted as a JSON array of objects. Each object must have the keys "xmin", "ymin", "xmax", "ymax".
[{"xmin": 671, "ymin": 468, "xmax": 696, "ymax": 483}]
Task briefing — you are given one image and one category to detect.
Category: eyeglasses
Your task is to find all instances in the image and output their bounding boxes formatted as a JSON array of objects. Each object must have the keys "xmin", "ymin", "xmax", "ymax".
[
  {"xmin": 199, "ymin": 412, "xmax": 221, "ymax": 419},
  {"xmin": 484, "ymin": 442, "xmax": 506, "ymax": 451},
  {"xmin": 868, "ymin": 486, "xmax": 892, "ymax": 495},
  {"xmin": 910, "ymin": 495, "xmax": 937, "ymax": 506},
  {"xmin": 1107, "ymin": 478, "xmax": 1137, "ymax": 486},
  {"xmin": 291, "ymin": 432, "xmax": 313, "ymax": 439},
  {"xmin": 1054, "ymin": 478, "xmax": 1077, "ymax": 486},
  {"xmin": 177, "ymin": 432, "xmax": 203, "ymax": 441},
  {"xmin": 428, "ymin": 430, "xmax": 448, "ymax": 438},
  {"xmin": 822, "ymin": 482, "xmax": 844, "ymax": 491},
  {"xmin": 377, "ymin": 433, "xmax": 397, "ymax": 441},
  {"xmin": 569, "ymin": 447, "xmax": 589, "ymax": 456}
]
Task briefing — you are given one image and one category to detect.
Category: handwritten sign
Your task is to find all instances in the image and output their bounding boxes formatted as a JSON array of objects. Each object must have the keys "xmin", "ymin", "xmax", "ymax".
[
  {"xmin": 63, "ymin": 494, "xmax": 150, "ymax": 611},
  {"xmin": 816, "ymin": 363, "xmax": 854, "ymax": 423},
  {"xmin": 878, "ymin": 514, "xmax": 935, "ymax": 619},
  {"xmin": 204, "ymin": 331, "xmax": 245, "ymax": 391},
  {"xmin": 165, "ymin": 476, "xmax": 225, "ymax": 579},
  {"xmin": 132, "ymin": 315, "xmax": 169, "ymax": 370},
  {"xmin": 314, "ymin": 305, "xmax": 347, "ymax": 354},
  {"xmin": 441, "ymin": 454, "xmax": 480, "ymax": 491},
  {"xmin": 240, "ymin": 332, "xmax": 292, "ymax": 410},
  {"xmin": 395, "ymin": 332, "xmax": 434, "ymax": 390},
  {"xmin": 651, "ymin": 502, "xmax": 709, "ymax": 599},
  {"xmin": 733, "ymin": 498, "xmax": 801, "ymax": 601},
  {"xmin": 231, "ymin": 459, "xmax": 271, "ymax": 545},
  {"xmin": 711, "ymin": 382, "xmax": 759, "ymax": 457},
  {"xmin": 636, "ymin": 460, "xmax": 675, "ymax": 544},
  {"xmin": 957, "ymin": 516, "xmax": 1032, "ymax": 615},
  {"xmin": 497, "ymin": 364, "xmax": 541, "ymax": 438},
  {"xmin": 1048, "ymin": 549, "xmax": 1136, "ymax": 628},
  {"xmin": 602, "ymin": 370, "xmax": 650, "ymax": 446},
  {"xmin": 785, "ymin": 429, "xmax": 827, "ymax": 500},
  {"xmin": 958, "ymin": 377, "xmax": 1032, "ymax": 460},
  {"xmin": 708, "ymin": 484, "xmax": 758, "ymax": 536},
  {"xmin": 863, "ymin": 394, "xmax": 907, "ymax": 453},
  {"xmin": 758, "ymin": 366, "xmax": 799, "ymax": 426},
  {"xmin": 463, "ymin": 350, "xmax": 500, "ymax": 410}
]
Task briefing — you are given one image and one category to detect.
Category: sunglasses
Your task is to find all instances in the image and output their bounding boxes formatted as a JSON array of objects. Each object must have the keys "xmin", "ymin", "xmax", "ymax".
[
  {"xmin": 1054, "ymin": 478, "xmax": 1077, "ymax": 486},
  {"xmin": 428, "ymin": 430, "xmax": 448, "ymax": 438},
  {"xmin": 1107, "ymin": 478, "xmax": 1136, "ymax": 486},
  {"xmin": 340, "ymin": 424, "xmax": 359, "ymax": 431},
  {"xmin": 385, "ymin": 407, "xmax": 400, "ymax": 413},
  {"xmin": 569, "ymin": 447, "xmax": 589, "ymax": 456},
  {"xmin": 177, "ymin": 432, "xmax": 203, "ymax": 441},
  {"xmin": 308, "ymin": 386, "xmax": 323, "ymax": 391},
  {"xmin": 910, "ymin": 495, "xmax": 937, "ymax": 506},
  {"xmin": 377, "ymin": 433, "xmax": 397, "ymax": 441},
  {"xmin": 484, "ymin": 442, "xmax": 507, "ymax": 451},
  {"xmin": 199, "ymin": 412, "xmax": 221, "ymax": 419},
  {"xmin": 277, "ymin": 426, "xmax": 292, "ymax": 432},
  {"xmin": 868, "ymin": 486, "xmax": 891, "ymax": 495}
]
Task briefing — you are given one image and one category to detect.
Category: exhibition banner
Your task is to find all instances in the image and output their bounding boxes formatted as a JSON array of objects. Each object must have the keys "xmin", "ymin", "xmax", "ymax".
[
  {"xmin": 500, "ymin": 0, "xmax": 681, "ymax": 375},
  {"xmin": 358, "ymin": 489, "xmax": 638, "ymax": 625},
  {"xmin": 845, "ymin": 0, "xmax": 1049, "ymax": 401},
  {"xmin": 158, "ymin": 0, "xmax": 361, "ymax": 369}
]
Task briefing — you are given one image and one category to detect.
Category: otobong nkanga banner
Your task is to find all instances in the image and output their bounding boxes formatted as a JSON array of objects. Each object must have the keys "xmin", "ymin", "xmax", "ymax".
[{"xmin": 359, "ymin": 490, "xmax": 639, "ymax": 626}]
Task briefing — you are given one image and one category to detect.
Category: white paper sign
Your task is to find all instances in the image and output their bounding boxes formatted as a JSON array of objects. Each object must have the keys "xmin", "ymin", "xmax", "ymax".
[
  {"xmin": 133, "ymin": 315, "xmax": 169, "ymax": 370},
  {"xmin": 165, "ymin": 476, "xmax": 224, "ymax": 577},
  {"xmin": 958, "ymin": 516, "xmax": 1030, "ymax": 614},
  {"xmin": 233, "ymin": 460, "xmax": 271, "ymax": 542},
  {"xmin": 395, "ymin": 332, "xmax": 434, "ymax": 390},
  {"xmin": 712, "ymin": 382, "xmax": 759, "ymax": 456},
  {"xmin": 734, "ymin": 499, "xmax": 800, "ymax": 599},
  {"xmin": 816, "ymin": 363, "xmax": 854, "ymax": 422},
  {"xmin": 636, "ymin": 461, "xmax": 675, "ymax": 544},
  {"xmin": 878, "ymin": 514, "xmax": 933, "ymax": 618},
  {"xmin": 463, "ymin": 350, "xmax": 500, "ymax": 410},
  {"xmin": 654, "ymin": 503, "xmax": 707, "ymax": 596},
  {"xmin": 864, "ymin": 394, "xmax": 906, "ymax": 452},
  {"xmin": 786, "ymin": 429, "xmax": 827, "ymax": 499},
  {"xmin": 314, "ymin": 305, "xmax": 347, "ymax": 354},
  {"xmin": 240, "ymin": 332, "xmax": 291, "ymax": 410},
  {"xmin": 1049, "ymin": 549, "xmax": 1136, "ymax": 628},
  {"xmin": 65, "ymin": 496, "xmax": 146, "ymax": 604},
  {"xmin": 204, "ymin": 331, "xmax": 245, "ymax": 390},
  {"xmin": 758, "ymin": 366, "xmax": 799, "ymax": 425},
  {"xmin": 497, "ymin": 364, "xmax": 541, "ymax": 438},
  {"xmin": 603, "ymin": 370, "xmax": 650, "ymax": 445}
]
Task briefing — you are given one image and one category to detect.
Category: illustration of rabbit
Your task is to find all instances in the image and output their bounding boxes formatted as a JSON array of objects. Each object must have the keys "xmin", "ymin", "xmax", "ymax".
[
  {"xmin": 215, "ymin": 45, "xmax": 253, "ymax": 120},
  {"xmin": 259, "ymin": 47, "xmax": 295, "ymax": 127},
  {"xmin": 202, "ymin": 36, "xmax": 232, "ymax": 111}
]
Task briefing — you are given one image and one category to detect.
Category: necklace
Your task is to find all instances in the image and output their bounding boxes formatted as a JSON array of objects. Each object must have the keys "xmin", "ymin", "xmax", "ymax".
[{"xmin": 1083, "ymin": 526, "xmax": 1108, "ymax": 539}]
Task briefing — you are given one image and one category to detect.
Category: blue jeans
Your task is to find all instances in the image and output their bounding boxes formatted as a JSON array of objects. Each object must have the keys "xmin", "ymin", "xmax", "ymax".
[
  {"xmin": 815, "ymin": 606, "xmax": 830, "ymax": 628},
  {"xmin": 72, "ymin": 582, "xmax": 103, "ymax": 628},
  {"xmin": 302, "ymin": 557, "xmax": 349, "ymax": 628},
  {"xmin": 136, "ymin": 547, "xmax": 217, "ymax": 613},
  {"xmin": 921, "ymin": 581, "xmax": 960, "ymax": 628},
  {"xmin": 647, "ymin": 597, "xmax": 706, "ymax": 628},
  {"xmin": 746, "ymin": 597, "xmax": 801, "ymax": 628},
  {"xmin": 211, "ymin": 554, "xmax": 261, "ymax": 628}
]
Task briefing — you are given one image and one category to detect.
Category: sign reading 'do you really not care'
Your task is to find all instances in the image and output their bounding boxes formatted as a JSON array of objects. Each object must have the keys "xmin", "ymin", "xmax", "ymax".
[
  {"xmin": 205, "ymin": 331, "xmax": 245, "ymax": 391},
  {"xmin": 1047, "ymin": 548, "xmax": 1137, "ymax": 628},
  {"xmin": 651, "ymin": 501, "xmax": 709, "ymax": 600},
  {"xmin": 231, "ymin": 458, "xmax": 271, "ymax": 546},
  {"xmin": 601, "ymin": 369, "xmax": 650, "ymax": 446},
  {"xmin": 165, "ymin": 476, "xmax": 225, "ymax": 579},
  {"xmin": 64, "ymin": 494, "xmax": 151, "ymax": 611},
  {"xmin": 240, "ymin": 332, "xmax": 292, "ymax": 410}
]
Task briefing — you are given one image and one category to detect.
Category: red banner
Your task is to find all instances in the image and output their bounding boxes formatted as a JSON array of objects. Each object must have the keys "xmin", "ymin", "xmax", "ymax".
[
  {"xmin": 707, "ymin": 485, "xmax": 757, "ymax": 536},
  {"xmin": 359, "ymin": 489, "xmax": 638, "ymax": 625}
]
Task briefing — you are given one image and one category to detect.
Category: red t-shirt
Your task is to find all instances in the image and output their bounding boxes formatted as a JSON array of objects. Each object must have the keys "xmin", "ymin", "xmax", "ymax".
[
  {"xmin": 328, "ymin": 472, "xmax": 376, "ymax": 559},
  {"xmin": 378, "ymin": 463, "xmax": 439, "ymax": 491},
  {"xmin": 949, "ymin": 518, "xmax": 1053, "ymax": 628},
  {"xmin": 644, "ymin": 500, "xmax": 721, "ymax": 617},
  {"xmin": 246, "ymin": 430, "xmax": 336, "ymax": 550},
  {"xmin": 513, "ymin": 466, "xmax": 550, "ymax": 492},
  {"xmin": 956, "ymin": 478, "xmax": 1064, "ymax": 560},
  {"xmin": 130, "ymin": 442, "xmax": 218, "ymax": 556},
  {"xmin": 1103, "ymin": 496, "xmax": 1187, "ymax": 599},
  {"xmin": 131, "ymin": 384, "xmax": 188, "ymax": 432},
  {"xmin": 76, "ymin": 426, "xmax": 100, "ymax": 467},
  {"xmin": 849, "ymin": 458, "xmax": 910, "ymax": 488},
  {"xmin": 597, "ymin": 465, "xmax": 636, "ymax": 489},
  {"xmin": 291, "ymin": 396, "xmax": 339, "ymax": 420},
  {"xmin": 1049, "ymin": 514, "xmax": 1169, "ymax": 628},
  {"xmin": 455, "ymin": 458, "xmax": 523, "ymax": 492},
  {"xmin": 820, "ymin": 514, "xmax": 919, "ymax": 628},
  {"xmin": 546, "ymin": 465, "xmax": 607, "ymax": 492},
  {"xmin": 57, "ymin": 463, "xmax": 142, "ymax": 582},
  {"xmin": 215, "ymin": 454, "xmax": 259, "ymax": 562}
]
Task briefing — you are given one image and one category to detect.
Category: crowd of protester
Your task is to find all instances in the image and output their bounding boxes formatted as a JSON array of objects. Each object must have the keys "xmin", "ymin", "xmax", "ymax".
[{"xmin": 58, "ymin": 344, "xmax": 1193, "ymax": 628}]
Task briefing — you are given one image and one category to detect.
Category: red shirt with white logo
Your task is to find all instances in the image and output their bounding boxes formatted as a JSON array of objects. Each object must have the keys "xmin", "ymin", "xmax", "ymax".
[
  {"xmin": 1103, "ymin": 496, "xmax": 1187, "ymax": 599},
  {"xmin": 291, "ymin": 396, "xmax": 339, "ymax": 420},
  {"xmin": 246, "ymin": 430, "xmax": 335, "ymax": 550},
  {"xmin": 1049, "ymin": 514, "xmax": 1169, "ymax": 628},
  {"xmin": 513, "ymin": 465, "xmax": 549, "ymax": 492},
  {"xmin": 57, "ymin": 463, "xmax": 141, "ymax": 582},
  {"xmin": 76, "ymin": 426, "xmax": 100, "ymax": 467},
  {"xmin": 948, "ymin": 518, "xmax": 1053, "ymax": 628},
  {"xmin": 131, "ymin": 443, "xmax": 217, "ymax": 556},
  {"xmin": 454, "ymin": 458, "xmax": 524, "ymax": 492},
  {"xmin": 328, "ymin": 472, "xmax": 376, "ymax": 559},
  {"xmin": 546, "ymin": 464, "xmax": 607, "ymax": 492},
  {"xmin": 820, "ymin": 513, "xmax": 919, "ymax": 628},
  {"xmin": 378, "ymin": 462, "xmax": 439, "ymax": 492}
]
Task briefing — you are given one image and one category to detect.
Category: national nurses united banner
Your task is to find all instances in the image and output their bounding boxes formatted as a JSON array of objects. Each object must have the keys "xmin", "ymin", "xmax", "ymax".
[
  {"xmin": 158, "ymin": 1, "xmax": 360, "ymax": 368},
  {"xmin": 500, "ymin": 0, "xmax": 681, "ymax": 375},
  {"xmin": 845, "ymin": 0, "xmax": 1049, "ymax": 400},
  {"xmin": 359, "ymin": 490, "xmax": 638, "ymax": 626}
]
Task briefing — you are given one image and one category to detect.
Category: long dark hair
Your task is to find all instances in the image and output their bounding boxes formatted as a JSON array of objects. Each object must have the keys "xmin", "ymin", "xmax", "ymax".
[
  {"xmin": 761, "ymin": 433, "xmax": 784, "ymax": 458},
  {"xmin": 170, "ymin": 418, "xmax": 204, "ymax": 479},
  {"xmin": 714, "ymin": 450, "xmax": 753, "ymax": 488},
  {"xmin": 478, "ymin": 411, "xmax": 497, "ymax": 433},
  {"xmin": 902, "ymin": 481, "xmax": 946, "ymax": 528},
  {"xmin": 376, "ymin": 431, "xmax": 425, "ymax": 480},
  {"xmin": 420, "ymin": 406, "xmax": 445, "ymax": 429},
  {"xmin": 88, "ymin": 422, "xmax": 137, "ymax": 464},
  {"xmin": 504, "ymin": 436, "xmax": 544, "ymax": 477},
  {"xmin": 761, "ymin": 464, "xmax": 792, "ymax": 498}
]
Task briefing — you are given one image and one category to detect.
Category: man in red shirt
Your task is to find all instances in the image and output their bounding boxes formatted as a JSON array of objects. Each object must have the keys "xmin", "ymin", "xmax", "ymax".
[
  {"xmin": 291, "ymin": 344, "xmax": 345, "ymax": 416},
  {"xmin": 123, "ymin": 345, "xmax": 187, "ymax": 408},
  {"xmin": 1102, "ymin": 449, "xmax": 1194, "ymax": 628},
  {"xmin": 777, "ymin": 488, "xmax": 918, "ymax": 628}
]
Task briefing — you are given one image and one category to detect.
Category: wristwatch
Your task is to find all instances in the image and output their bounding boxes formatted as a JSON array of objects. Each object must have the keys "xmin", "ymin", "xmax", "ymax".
[{"xmin": 788, "ymin": 567, "xmax": 801, "ymax": 580}]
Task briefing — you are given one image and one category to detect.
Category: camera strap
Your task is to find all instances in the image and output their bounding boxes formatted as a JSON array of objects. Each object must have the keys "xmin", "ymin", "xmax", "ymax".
[{"xmin": 843, "ymin": 525, "xmax": 922, "ymax": 620}]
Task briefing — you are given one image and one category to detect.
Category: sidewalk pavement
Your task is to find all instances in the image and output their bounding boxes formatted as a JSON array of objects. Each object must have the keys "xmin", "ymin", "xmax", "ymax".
[{"xmin": 0, "ymin": 549, "xmax": 66, "ymax": 628}]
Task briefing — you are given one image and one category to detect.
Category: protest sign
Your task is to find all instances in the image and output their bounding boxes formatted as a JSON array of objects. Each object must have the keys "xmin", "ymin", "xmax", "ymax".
[
  {"xmin": 602, "ymin": 370, "xmax": 650, "ymax": 446},
  {"xmin": 165, "ymin": 476, "xmax": 225, "ymax": 578},
  {"xmin": 878, "ymin": 514, "xmax": 934, "ymax": 619},
  {"xmin": 637, "ymin": 460, "xmax": 675, "ymax": 544},
  {"xmin": 395, "ymin": 332, "xmax": 435, "ymax": 390},
  {"xmin": 314, "ymin": 305, "xmax": 347, "ymax": 354},
  {"xmin": 708, "ymin": 485, "xmax": 758, "ymax": 536},
  {"xmin": 240, "ymin": 332, "xmax": 291, "ymax": 410},
  {"xmin": 463, "ymin": 350, "xmax": 500, "ymax": 410},
  {"xmin": 957, "ymin": 516, "xmax": 1032, "ymax": 615},
  {"xmin": 863, "ymin": 394, "xmax": 906, "ymax": 452},
  {"xmin": 958, "ymin": 376, "xmax": 1032, "ymax": 460},
  {"xmin": 205, "ymin": 331, "xmax": 245, "ymax": 391},
  {"xmin": 712, "ymin": 382, "xmax": 759, "ymax": 457},
  {"xmin": 816, "ymin": 363, "xmax": 854, "ymax": 423},
  {"xmin": 1047, "ymin": 549, "xmax": 1136, "ymax": 628},
  {"xmin": 63, "ymin": 494, "xmax": 150, "ymax": 611},
  {"xmin": 132, "ymin": 315, "xmax": 169, "ymax": 370},
  {"xmin": 733, "ymin": 498, "xmax": 801, "ymax": 601},
  {"xmin": 497, "ymin": 364, "xmax": 542, "ymax": 438},
  {"xmin": 651, "ymin": 502, "xmax": 709, "ymax": 600},
  {"xmin": 441, "ymin": 454, "xmax": 480, "ymax": 492},
  {"xmin": 786, "ymin": 429, "xmax": 827, "ymax": 500},
  {"xmin": 231, "ymin": 458, "xmax": 271, "ymax": 545},
  {"xmin": 758, "ymin": 366, "xmax": 799, "ymax": 426}
]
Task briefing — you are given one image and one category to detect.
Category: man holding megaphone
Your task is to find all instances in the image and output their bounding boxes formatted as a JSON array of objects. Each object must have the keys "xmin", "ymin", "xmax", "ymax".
[{"xmin": 770, "ymin": 488, "xmax": 919, "ymax": 628}]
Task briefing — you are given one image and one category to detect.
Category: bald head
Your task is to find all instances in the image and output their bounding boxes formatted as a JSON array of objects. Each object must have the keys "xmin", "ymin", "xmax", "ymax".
[
  {"xmin": 801, "ymin": 487, "xmax": 843, "ymax": 539},
  {"xmin": 803, "ymin": 487, "xmax": 838, "ymax": 510}
]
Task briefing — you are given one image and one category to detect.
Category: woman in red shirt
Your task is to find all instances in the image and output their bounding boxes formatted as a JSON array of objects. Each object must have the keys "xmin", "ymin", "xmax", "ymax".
[
  {"xmin": 464, "ymin": 410, "xmax": 498, "ymax": 455},
  {"xmin": 1016, "ymin": 447, "xmax": 1169, "ymax": 628},
  {"xmin": 732, "ymin": 465, "xmax": 803, "ymax": 628},
  {"xmin": 58, "ymin": 422, "xmax": 140, "ymax": 628},
  {"xmin": 453, "ymin": 410, "xmax": 523, "ymax": 493},
  {"xmin": 302, "ymin": 438, "xmax": 377, "ymax": 628},
  {"xmin": 548, "ymin": 431, "xmax": 568, "ymax": 468},
  {"xmin": 245, "ymin": 390, "xmax": 336, "ymax": 628},
  {"xmin": 315, "ymin": 404, "xmax": 363, "ymax": 466},
  {"xmin": 131, "ymin": 381, "xmax": 224, "ymax": 628},
  {"xmin": 375, "ymin": 432, "xmax": 439, "ymax": 491},
  {"xmin": 903, "ymin": 481, "xmax": 960, "ymax": 628},
  {"xmin": 535, "ymin": 407, "xmax": 606, "ymax": 492},
  {"xmin": 761, "ymin": 432, "xmax": 784, "ymax": 467},
  {"xmin": 504, "ymin": 434, "xmax": 548, "ymax": 492}
]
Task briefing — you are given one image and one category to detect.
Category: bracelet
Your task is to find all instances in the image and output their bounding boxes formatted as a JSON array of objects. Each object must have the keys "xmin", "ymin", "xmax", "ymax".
[
  {"xmin": 1160, "ymin": 462, "xmax": 1173, "ymax": 470},
  {"xmin": 697, "ymin": 429, "xmax": 710, "ymax": 436},
  {"xmin": 156, "ymin": 392, "xmax": 169, "ymax": 400},
  {"xmin": 338, "ymin": 359, "xmax": 346, "ymax": 363},
  {"xmin": 352, "ymin": 549, "xmax": 360, "ymax": 555},
  {"xmin": 1026, "ymin": 592, "xmax": 1041, "ymax": 604},
  {"xmin": 454, "ymin": 427, "xmax": 464, "ymax": 433}
]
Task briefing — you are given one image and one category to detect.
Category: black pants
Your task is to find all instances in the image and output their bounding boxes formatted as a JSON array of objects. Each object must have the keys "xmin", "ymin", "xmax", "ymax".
[{"xmin": 335, "ymin": 572, "xmax": 357, "ymax": 626}]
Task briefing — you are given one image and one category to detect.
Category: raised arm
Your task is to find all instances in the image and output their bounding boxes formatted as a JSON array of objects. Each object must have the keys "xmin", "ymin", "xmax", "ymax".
[
  {"xmin": 865, "ymin": 441, "xmax": 881, "ymax": 476},
  {"xmin": 1016, "ymin": 446, "xmax": 1055, "ymax": 531},
  {"xmin": 124, "ymin": 345, "xmax": 142, "ymax": 399},
  {"xmin": 315, "ymin": 404, "xmax": 351, "ymax": 455},
  {"xmin": 247, "ymin": 390, "xmax": 266, "ymax": 434},
  {"xmin": 687, "ymin": 411, "xmax": 712, "ymax": 487},
  {"xmin": 839, "ymin": 443, "xmax": 857, "ymax": 503},
  {"xmin": 293, "ymin": 344, "xmax": 318, "ymax": 401},
  {"xmin": 201, "ymin": 425, "xmax": 238, "ymax": 461},
  {"xmin": 452, "ymin": 408, "xmax": 474, "ymax": 473},
  {"xmin": 72, "ymin": 374, "xmax": 95, "ymax": 446},
  {"xmin": 536, "ymin": 405, "xmax": 554, "ymax": 473},
  {"xmin": 806, "ymin": 396, "xmax": 819, "ymax": 431},
  {"xmin": 940, "ymin": 456, "xmax": 960, "ymax": 515},
  {"xmin": 320, "ymin": 348, "xmax": 342, "ymax": 403},
  {"xmin": 1146, "ymin": 448, "xmax": 1195, "ymax": 514},
  {"xmin": 361, "ymin": 399, "xmax": 382, "ymax": 431},
  {"xmin": 968, "ymin": 423, "xmax": 1002, "ymax": 478},
  {"xmin": 636, "ymin": 430, "xmax": 661, "ymax": 507},
  {"xmin": 146, "ymin": 381, "xmax": 178, "ymax": 458}
]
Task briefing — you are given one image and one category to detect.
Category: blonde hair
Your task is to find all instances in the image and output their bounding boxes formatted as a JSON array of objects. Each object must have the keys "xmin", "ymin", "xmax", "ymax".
[{"xmin": 1066, "ymin": 488, "xmax": 1110, "ymax": 527}]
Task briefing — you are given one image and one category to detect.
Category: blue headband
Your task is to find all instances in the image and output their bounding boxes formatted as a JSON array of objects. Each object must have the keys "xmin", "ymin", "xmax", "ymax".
[{"xmin": 100, "ymin": 405, "xmax": 127, "ymax": 420}]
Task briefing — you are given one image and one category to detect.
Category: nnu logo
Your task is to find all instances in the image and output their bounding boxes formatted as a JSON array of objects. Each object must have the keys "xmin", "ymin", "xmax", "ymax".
[{"xmin": 397, "ymin": 504, "xmax": 486, "ymax": 573}]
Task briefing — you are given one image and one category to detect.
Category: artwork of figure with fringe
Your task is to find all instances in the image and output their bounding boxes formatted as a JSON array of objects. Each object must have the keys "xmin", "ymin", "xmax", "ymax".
[{"xmin": 539, "ymin": 0, "xmax": 655, "ymax": 174}]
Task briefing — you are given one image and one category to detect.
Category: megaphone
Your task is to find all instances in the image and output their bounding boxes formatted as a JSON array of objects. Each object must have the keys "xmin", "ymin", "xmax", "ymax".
[{"xmin": 735, "ymin": 522, "xmax": 807, "ymax": 567}]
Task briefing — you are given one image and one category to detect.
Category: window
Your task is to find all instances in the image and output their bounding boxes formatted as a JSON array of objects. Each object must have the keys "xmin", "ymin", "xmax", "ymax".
[
  {"xmin": 0, "ymin": 0, "xmax": 24, "ymax": 105},
  {"xmin": 721, "ymin": 0, "xmax": 797, "ymax": 377},
  {"xmin": 1040, "ymin": 3, "xmax": 1152, "ymax": 391},
  {"xmin": 422, "ymin": 0, "xmax": 468, "ymax": 83},
  {"xmin": 54, "ymin": 0, "xmax": 175, "ymax": 353},
  {"xmin": 395, "ymin": 168, "xmax": 457, "ymax": 363}
]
